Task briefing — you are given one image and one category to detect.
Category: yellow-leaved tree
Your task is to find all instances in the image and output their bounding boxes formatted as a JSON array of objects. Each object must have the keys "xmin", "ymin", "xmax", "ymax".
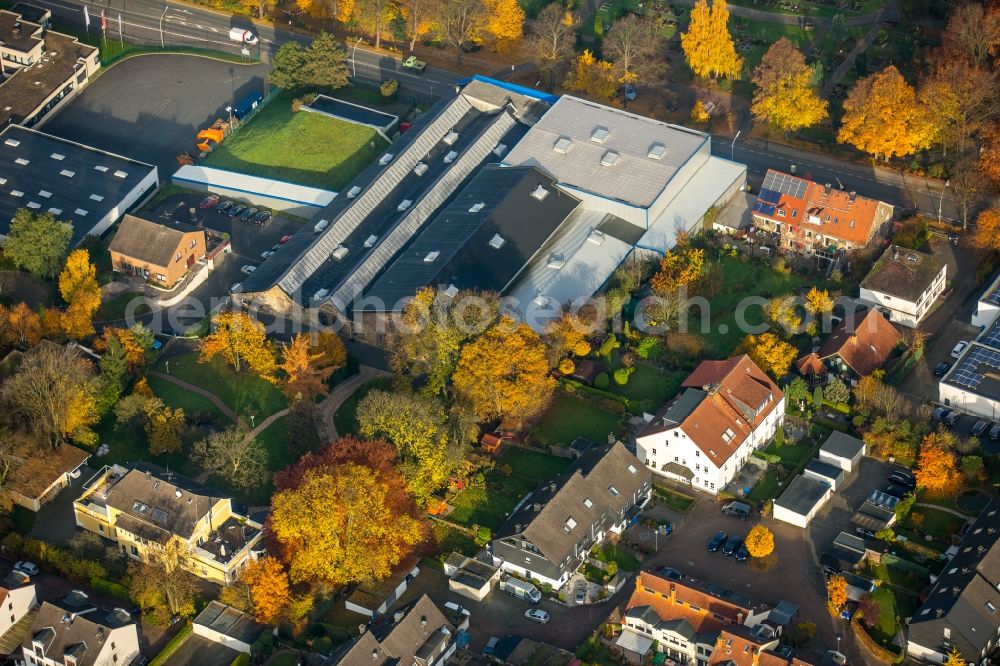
[
  {"xmin": 482, "ymin": 0, "xmax": 525, "ymax": 46},
  {"xmin": 564, "ymin": 49, "xmax": 618, "ymax": 100},
  {"xmin": 452, "ymin": 317, "xmax": 555, "ymax": 427},
  {"xmin": 827, "ymin": 575, "xmax": 848, "ymax": 611},
  {"xmin": 681, "ymin": 0, "xmax": 742, "ymax": 80},
  {"xmin": 270, "ymin": 463, "xmax": 425, "ymax": 586},
  {"xmin": 914, "ymin": 431, "xmax": 964, "ymax": 500},
  {"xmin": 970, "ymin": 207, "xmax": 1000, "ymax": 252},
  {"xmin": 944, "ymin": 647, "xmax": 966, "ymax": 666},
  {"xmin": 738, "ymin": 332, "xmax": 797, "ymax": 379},
  {"xmin": 199, "ymin": 311, "xmax": 276, "ymax": 379},
  {"xmin": 751, "ymin": 38, "xmax": 827, "ymax": 133},
  {"xmin": 804, "ymin": 286, "xmax": 834, "ymax": 315},
  {"xmin": 58, "ymin": 249, "xmax": 102, "ymax": 340},
  {"xmin": 744, "ymin": 524, "xmax": 775, "ymax": 559},
  {"xmin": 278, "ymin": 332, "xmax": 345, "ymax": 403},
  {"xmin": 242, "ymin": 556, "xmax": 291, "ymax": 624},
  {"xmin": 837, "ymin": 66, "xmax": 936, "ymax": 161}
]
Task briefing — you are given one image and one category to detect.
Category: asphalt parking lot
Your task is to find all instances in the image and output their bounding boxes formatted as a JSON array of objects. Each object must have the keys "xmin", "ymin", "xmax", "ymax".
[
  {"xmin": 806, "ymin": 456, "xmax": 897, "ymax": 554},
  {"xmin": 42, "ymin": 54, "xmax": 268, "ymax": 179}
]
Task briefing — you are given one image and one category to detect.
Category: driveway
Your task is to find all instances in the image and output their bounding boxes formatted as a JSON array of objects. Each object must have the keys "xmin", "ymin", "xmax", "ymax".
[
  {"xmin": 805, "ymin": 457, "xmax": 895, "ymax": 555},
  {"xmin": 42, "ymin": 54, "xmax": 268, "ymax": 179},
  {"xmin": 161, "ymin": 634, "xmax": 241, "ymax": 666},
  {"xmin": 27, "ymin": 465, "xmax": 95, "ymax": 546}
]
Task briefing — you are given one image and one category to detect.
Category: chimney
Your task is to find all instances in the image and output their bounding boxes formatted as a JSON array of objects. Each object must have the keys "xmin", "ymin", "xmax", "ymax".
[
  {"xmin": 549, "ymin": 482, "xmax": 556, "ymax": 492},
  {"xmin": 372, "ymin": 650, "xmax": 379, "ymax": 661},
  {"xmin": 936, "ymin": 608, "xmax": 945, "ymax": 618},
  {"xmin": 219, "ymin": 544, "xmax": 226, "ymax": 557},
  {"xmin": 358, "ymin": 624, "xmax": 366, "ymax": 635},
  {"xmin": 421, "ymin": 616, "xmax": 427, "ymax": 629},
  {"xmin": 393, "ymin": 610, "xmax": 405, "ymax": 623},
  {"xmin": 12, "ymin": 24, "xmax": 20, "ymax": 38}
]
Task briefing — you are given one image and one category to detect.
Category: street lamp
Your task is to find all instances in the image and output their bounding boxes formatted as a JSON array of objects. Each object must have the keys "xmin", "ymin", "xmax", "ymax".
[
  {"xmin": 225, "ymin": 105, "xmax": 233, "ymax": 125},
  {"xmin": 351, "ymin": 37, "xmax": 363, "ymax": 79},
  {"xmin": 731, "ymin": 130, "xmax": 741, "ymax": 161},
  {"xmin": 937, "ymin": 179, "xmax": 950, "ymax": 225}
]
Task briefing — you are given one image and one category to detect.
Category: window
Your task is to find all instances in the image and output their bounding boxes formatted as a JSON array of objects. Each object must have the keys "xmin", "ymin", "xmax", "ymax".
[
  {"xmin": 60, "ymin": 169, "xmax": 75, "ymax": 177},
  {"xmin": 944, "ymin": 628, "xmax": 951, "ymax": 640},
  {"xmin": 627, "ymin": 464, "xmax": 636, "ymax": 474},
  {"xmin": 987, "ymin": 601, "xmax": 997, "ymax": 614},
  {"xmin": 89, "ymin": 193, "xmax": 104, "ymax": 202},
  {"xmin": 565, "ymin": 517, "xmax": 577, "ymax": 531},
  {"xmin": 189, "ymin": 239, "xmax": 196, "ymax": 248},
  {"xmin": 652, "ymin": 449, "xmax": 657, "ymax": 456},
  {"xmin": 156, "ymin": 273, "xmax": 166, "ymax": 282},
  {"xmin": 583, "ymin": 498, "xmax": 593, "ymax": 509}
]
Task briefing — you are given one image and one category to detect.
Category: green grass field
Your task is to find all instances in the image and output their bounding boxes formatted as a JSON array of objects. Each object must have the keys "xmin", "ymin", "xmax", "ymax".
[
  {"xmin": 609, "ymin": 363, "xmax": 686, "ymax": 407},
  {"xmin": 494, "ymin": 447, "xmax": 571, "ymax": 483},
  {"xmin": 95, "ymin": 292, "xmax": 150, "ymax": 322},
  {"xmin": 332, "ymin": 377, "xmax": 393, "ymax": 436},
  {"xmin": 531, "ymin": 394, "xmax": 621, "ymax": 446},
  {"xmin": 203, "ymin": 91, "xmax": 387, "ymax": 190},
  {"xmin": 146, "ymin": 374, "xmax": 230, "ymax": 423},
  {"xmin": 256, "ymin": 415, "xmax": 293, "ymax": 471}
]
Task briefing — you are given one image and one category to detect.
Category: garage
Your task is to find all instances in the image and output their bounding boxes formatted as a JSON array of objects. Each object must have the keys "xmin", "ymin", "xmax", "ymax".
[
  {"xmin": 803, "ymin": 459, "xmax": 846, "ymax": 491},
  {"xmin": 773, "ymin": 475, "xmax": 833, "ymax": 528},
  {"xmin": 818, "ymin": 431, "xmax": 866, "ymax": 472}
]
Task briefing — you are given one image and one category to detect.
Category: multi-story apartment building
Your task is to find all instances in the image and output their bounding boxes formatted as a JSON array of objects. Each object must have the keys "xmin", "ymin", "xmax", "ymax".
[
  {"xmin": 73, "ymin": 463, "xmax": 264, "ymax": 585},
  {"xmin": 636, "ymin": 355, "xmax": 784, "ymax": 494},
  {"xmin": 859, "ymin": 245, "xmax": 947, "ymax": 328},
  {"xmin": 490, "ymin": 442, "xmax": 651, "ymax": 590},
  {"xmin": 0, "ymin": 574, "xmax": 36, "ymax": 644}
]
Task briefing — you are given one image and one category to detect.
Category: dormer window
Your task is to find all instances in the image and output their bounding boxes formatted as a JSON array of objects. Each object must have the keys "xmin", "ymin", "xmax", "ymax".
[
  {"xmin": 564, "ymin": 517, "xmax": 577, "ymax": 531},
  {"xmin": 583, "ymin": 498, "xmax": 593, "ymax": 509},
  {"xmin": 488, "ymin": 234, "xmax": 505, "ymax": 249},
  {"xmin": 553, "ymin": 136, "xmax": 572, "ymax": 153},
  {"xmin": 647, "ymin": 143, "xmax": 667, "ymax": 160},
  {"xmin": 423, "ymin": 251, "xmax": 440, "ymax": 263},
  {"xmin": 469, "ymin": 202, "xmax": 485, "ymax": 213},
  {"xmin": 530, "ymin": 185, "xmax": 549, "ymax": 201},
  {"xmin": 600, "ymin": 150, "xmax": 620, "ymax": 167},
  {"xmin": 590, "ymin": 126, "xmax": 609, "ymax": 143},
  {"xmin": 608, "ymin": 485, "xmax": 619, "ymax": 497}
]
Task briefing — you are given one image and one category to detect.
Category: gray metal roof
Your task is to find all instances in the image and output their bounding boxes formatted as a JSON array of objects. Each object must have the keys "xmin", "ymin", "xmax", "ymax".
[
  {"xmin": 820, "ymin": 431, "xmax": 865, "ymax": 460},
  {"xmin": 502, "ymin": 95, "xmax": 708, "ymax": 209},
  {"xmin": 774, "ymin": 474, "xmax": 830, "ymax": 516},
  {"xmin": 0, "ymin": 125, "xmax": 156, "ymax": 244},
  {"xmin": 365, "ymin": 165, "xmax": 579, "ymax": 310},
  {"xmin": 805, "ymin": 459, "xmax": 844, "ymax": 481}
]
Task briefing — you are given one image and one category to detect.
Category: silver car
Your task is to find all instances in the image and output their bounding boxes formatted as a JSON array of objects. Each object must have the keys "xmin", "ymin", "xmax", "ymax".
[{"xmin": 524, "ymin": 608, "xmax": 550, "ymax": 624}]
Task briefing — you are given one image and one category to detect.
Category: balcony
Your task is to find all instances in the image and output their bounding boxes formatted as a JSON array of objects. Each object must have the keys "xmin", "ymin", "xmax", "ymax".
[{"xmin": 193, "ymin": 517, "xmax": 262, "ymax": 566}]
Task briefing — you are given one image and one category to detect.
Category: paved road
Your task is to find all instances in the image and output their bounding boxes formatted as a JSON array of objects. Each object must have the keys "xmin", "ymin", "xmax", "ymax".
[{"xmin": 30, "ymin": 0, "xmax": 461, "ymax": 95}]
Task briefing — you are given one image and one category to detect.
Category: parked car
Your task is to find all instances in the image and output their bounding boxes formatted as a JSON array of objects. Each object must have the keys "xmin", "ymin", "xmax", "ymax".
[
  {"xmin": 722, "ymin": 500, "xmax": 752, "ymax": 520},
  {"xmin": 989, "ymin": 424, "xmax": 1000, "ymax": 441},
  {"xmin": 707, "ymin": 530, "xmax": 727, "ymax": 552},
  {"xmin": 217, "ymin": 200, "xmax": 233, "ymax": 214},
  {"xmin": 279, "ymin": 234, "xmax": 293, "ymax": 244},
  {"xmin": 240, "ymin": 207, "xmax": 259, "ymax": 222},
  {"xmin": 888, "ymin": 470, "xmax": 916, "ymax": 489},
  {"xmin": 855, "ymin": 526, "xmax": 877, "ymax": 539},
  {"xmin": 260, "ymin": 250, "xmax": 276, "ymax": 259},
  {"xmin": 575, "ymin": 583, "xmax": 587, "ymax": 604},
  {"xmin": 933, "ymin": 406, "xmax": 952, "ymax": 422},
  {"xmin": 944, "ymin": 411, "xmax": 961, "ymax": 427},
  {"xmin": 722, "ymin": 536, "xmax": 743, "ymax": 557},
  {"xmin": 735, "ymin": 543, "xmax": 749, "ymax": 562},
  {"xmin": 253, "ymin": 210, "xmax": 271, "ymax": 225},
  {"xmin": 240, "ymin": 265, "xmax": 257, "ymax": 275},
  {"xmin": 228, "ymin": 204, "xmax": 246, "ymax": 218},
  {"xmin": 883, "ymin": 484, "xmax": 910, "ymax": 499},
  {"xmin": 524, "ymin": 608, "xmax": 550, "ymax": 624},
  {"xmin": 198, "ymin": 194, "xmax": 220, "ymax": 209},
  {"xmin": 270, "ymin": 244, "xmax": 282, "ymax": 252},
  {"xmin": 972, "ymin": 419, "xmax": 989, "ymax": 437},
  {"xmin": 655, "ymin": 566, "xmax": 684, "ymax": 580},
  {"xmin": 951, "ymin": 341, "xmax": 970, "ymax": 358},
  {"xmin": 934, "ymin": 362, "xmax": 952, "ymax": 376},
  {"xmin": 14, "ymin": 561, "xmax": 39, "ymax": 576},
  {"xmin": 623, "ymin": 84, "xmax": 636, "ymax": 101}
]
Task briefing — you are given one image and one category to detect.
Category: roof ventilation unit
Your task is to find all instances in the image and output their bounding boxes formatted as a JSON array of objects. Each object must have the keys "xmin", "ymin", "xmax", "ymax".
[
  {"xmin": 346, "ymin": 185, "xmax": 362, "ymax": 198},
  {"xmin": 600, "ymin": 150, "xmax": 620, "ymax": 167},
  {"xmin": 444, "ymin": 284, "xmax": 459, "ymax": 298},
  {"xmin": 530, "ymin": 185, "xmax": 549, "ymax": 201},
  {"xmin": 587, "ymin": 229, "xmax": 606, "ymax": 245},
  {"xmin": 26, "ymin": 201, "xmax": 40, "ymax": 209},
  {"xmin": 50, "ymin": 153, "xmax": 65, "ymax": 161},
  {"xmin": 38, "ymin": 190, "xmax": 51, "ymax": 198},
  {"xmin": 313, "ymin": 288, "xmax": 330, "ymax": 301},
  {"xmin": 469, "ymin": 202, "xmax": 485, "ymax": 213},
  {"xmin": 89, "ymin": 194, "xmax": 104, "ymax": 202},
  {"xmin": 10, "ymin": 190, "xmax": 22, "ymax": 197},
  {"xmin": 493, "ymin": 143, "xmax": 508, "ymax": 157},
  {"xmin": 488, "ymin": 234, "xmax": 505, "ymax": 249},
  {"xmin": 397, "ymin": 199, "xmax": 413, "ymax": 211},
  {"xmin": 413, "ymin": 162, "xmax": 428, "ymax": 176},
  {"xmin": 74, "ymin": 208, "xmax": 88, "ymax": 216},
  {"xmin": 590, "ymin": 126, "xmax": 610, "ymax": 143},
  {"xmin": 48, "ymin": 207, "xmax": 62, "ymax": 215},
  {"xmin": 331, "ymin": 245, "xmax": 349, "ymax": 261},
  {"xmin": 94, "ymin": 165, "xmax": 108, "ymax": 173},
  {"xmin": 379, "ymin": 153, "xmax": 394, "ymax": 166},
  {"xmin": 647, "ymin": 143, "xmax": 667, "ymax": 160},
  {"xmin": 4, "ymin": 139, "xmax": 19, "ymax": 147},
  {"xmin": 60, "ymin": 169, "xmax": 75, "ymax": 177},
  {"xmin": 546, "ymin": 254, "xmax": 565, "ymax": 270},
  {"xmin": 423, "ymin": 251, "xmax": 440, "ymax": 263},
  {"xmin": 443, "ymin": 130, "xmax": 459, "ymax": 145},
  {"xmin": 114, "ymin": 170, "xmax": 128, "ymax": 178},
  {"xmin": 14, "ymin": 157, "xmax": 28, "ymax": 165},
  {"xmin": 364, "ymin": 235, "xmax": 378, "ymax": 248},
  {"xmin": 443, "ymin": 150, "xmax": 458, "ymax": 163},
  {"xmin": 532, "ymin": 292, "xmax": 549, "ymax": 308},
  {"xmin": 553, "ymin": 137, "xmax": 572, "ymax": 153}
]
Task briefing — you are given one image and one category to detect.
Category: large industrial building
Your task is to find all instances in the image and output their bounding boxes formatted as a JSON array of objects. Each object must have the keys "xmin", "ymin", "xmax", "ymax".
[
  {"xmin": 0, "ymin": 124, "xmax": 158, "ymax": 244},
  {"xmin": 237, "ymin": 77, "xmax": 746, "ymax": 340}
]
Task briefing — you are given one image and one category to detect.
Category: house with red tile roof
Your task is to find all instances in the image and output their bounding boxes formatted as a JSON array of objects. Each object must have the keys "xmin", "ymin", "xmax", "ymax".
[
  {"xmin": 636, "ymin": 356, "xmax": 785, "ymax": 494},
  {"xmin": 811, "ymin": 309, "xmax": 902, "ymax": 377},
  {"xmin": 751, "ymin": 170, "xmax": 893, "ymax": 254}
]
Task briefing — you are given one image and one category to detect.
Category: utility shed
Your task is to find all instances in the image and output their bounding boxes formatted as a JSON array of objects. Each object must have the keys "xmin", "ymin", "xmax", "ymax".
[{"xmin": 773, "ymin": 475, "xmax": 832, "ymax": 528}]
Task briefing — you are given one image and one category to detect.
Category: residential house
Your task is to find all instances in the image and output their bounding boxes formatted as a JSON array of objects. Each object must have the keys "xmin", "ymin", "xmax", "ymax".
[
  {"xmin": 750, "ymin": 170, "xmax": 893, "ymax": 254},
  {"xmin": 939, "ymin": 316, "xmax": 1000, "ymax": 420},
  {"xmin": 486, "ymin": 635, "xmax": 578, "ymax": 666},
  {"xmin": 906, "ymin": 499, "xmax": 1000, "ymax": 665},
  {"xmin": 326, "ymin": 595, "xmax": 456, "ymax": 666},
  {"xmin": 616, "ymin": 571, "xmax": 782, "ymax": 666},
  {"xmin": 797, "ymin": 309, "xmax": 901, "ymax": 379},
  {"xmin": 192, "ymin": 602, "xmax": 264, "ymax": 655},
  {"xmin": 972, "ymin": 274, "xmax": 1000, "ymax": 330},
  {"xmin": 443, "ymin": 553, "xmax": 500, "ymax": 602},
  {"xmin": 707, "ymin": 625, "xmax": 822, "ymax": 666},
  {"xmin": 109, "ymin": 215, "xmax": 207, "ymax": 289},
  {"xmin": 490, "ymin": 442, "xmax": 651, "ymax": 590},
  {"xmin": 0, "ymin": 573, "xmax": 36, "ymax": 645},
  {"xmin": 0, "ymin": 8, "xmax": 100, "ymax": 128},
  {"xmin": 858, "ymin": 245, "xmax": 947, "ymax": 328},
  {"xmin": 636, "ymin": 355, "xmax": 785, "ymax": 494},
  {"xmin": 6, "ymin": 444, "xmax": 89, "ymax": 512},
  {"xmin": 73, "ymin": 463, "xmax": 264, "ymax": 584},
  {"xmin": 19, "ymin": 597, "xmax": 139, "ymax": 666}
]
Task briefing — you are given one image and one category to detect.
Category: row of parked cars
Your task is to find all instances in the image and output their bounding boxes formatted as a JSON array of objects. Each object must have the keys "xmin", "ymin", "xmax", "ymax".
[
  {"xmin": 932, "ymin": 405, "xmax": 1000, "ymax": 439},
  {"xmin": 198, "ymin": 194, "xmax": 273, "ymax": 226},
  {"xmin": 707, "ymin": 530, "xmax": 750, "ymax": 561}
]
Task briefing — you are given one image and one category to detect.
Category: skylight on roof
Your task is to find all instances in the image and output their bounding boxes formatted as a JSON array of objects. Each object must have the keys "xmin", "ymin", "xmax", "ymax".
[
  {"xmin": 0, "ymin": 178, "xmax": 6, "ymax": 185},
  {"xmin": 546, "ymin": 255, "xmax": 565, "ymax": 270},
  {"xmin": 89, "ymin": 194, "xmax": 104, "ymax": 202},
  {"xmin": 600, "ymin": 150, "xmax": 620, "ymax": 167},
  {"xmin": 530, "ymin": 185, "xmax": 549, "ymax": 201},
  {"xmin": 553, "ymin": 136, "xmax": 572, "ymax": 153},
  {"xmin": 647, "ymin": 143, "xmax": 667, "ymax": 160},
  {"xmin": 590, "ymin": 126, "xmax": 610, "ymax": 143},
  {"xmin": 39, "ymin": 190, "xmax": 51, "ymax": 198},
  {"xmin": 60, "ymin": 169, "xmax": 75, "ymax": 177},
  {"xmin": 424, "ymin": 251, "xmax": 440, "ymax": 263},
  {"xmin": 10, "ymin": 190, "xmax": 23, "ymax": 197},
  {"xmin": 14, "ymin": 157, "xmax": 29, "ymax": 166},
  {"xmin": 583, "ymin": 498, "xmax": 594, "ymax": 509},
  {"xmin": 50, "ymin": 153, "xmax": 65, "ymax": 161},
  {"xmin": 4, "ymin": 139, "xmax": 19, "ymax": 147},
  {"xmin": 587, "ymin": 230, "xmax": 606, "ymax": 245},
  {"xmin": 113, "ymin": 170, "xmax": 128, "ymax": 179},
  {"xmin": 488, "ymin": 234, "xmax": 505, "ymax": 250},
  {"xmin": 444, "ymin": 284, "xmax": 459, "ymax": 298},
  {"xmin": 94, "ymin": 165, "xmax": 108, "ymax": 172},
  {"xmin": 74, "ymin": 208, "xmax": 87, "ymax": 216},
  {"xmin": 565, "ymin": 517, "xmax": 577, "ymax": 531},
  {"xmin": 364, "ymin": 235, "xmax": 378, "ymax": 248},
  {"xmin": 469, "ymin": 202, "xmax": 485, "ymax": 213},
  {"xmin": 26, "ymin": 202, "xmax": 40, "ymax": 209},
  {"xmin": 48, "ymin": 208, "xmax": 62, "ymax": 215},
  {"xmin": 331, "ymin": 245, "xmax": 349, "ymax": 261},
  {"xmin": 608, "ymin": 485, "xmax": 619, "ymax": 496}
]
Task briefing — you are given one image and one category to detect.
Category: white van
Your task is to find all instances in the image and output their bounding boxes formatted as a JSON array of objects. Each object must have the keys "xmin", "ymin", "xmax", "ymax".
[
  {"xmin": 229, "ymin": 28, "xmax": 259, "ymax": 45},
  {"xmin": 498, "ymin": 576, "xmax": 541, "ymax": 603},
  {"xmin": 313, "ymin": 219, "xmax": 330, "ymax": 234}
]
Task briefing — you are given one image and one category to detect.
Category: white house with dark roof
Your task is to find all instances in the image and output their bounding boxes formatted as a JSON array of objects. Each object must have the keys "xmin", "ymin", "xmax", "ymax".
[
  {"xmin": 939, "ymin": 317, "xmax": 1000, "ymax": 420},
  {"xmin": 0, "ymin": 573, "xmax": 36, "ymax": 646},
  {"xmin": 973, "ymin": 273, "xmax": 1000, "ymax": 330},
  {"xmin": 636, "ymin": 355, "xmax": 784, "ymax": 494},
  {"xmin": 19, "ymin": 598, "xmax": 139, "ymax": 666},
  {"xmin": 858, "ymin": 245, "xmax": 947, "ymax": 328},
  {"xmin": 489, "ymin": 442, "xmax": 651, "ymax": 589}
]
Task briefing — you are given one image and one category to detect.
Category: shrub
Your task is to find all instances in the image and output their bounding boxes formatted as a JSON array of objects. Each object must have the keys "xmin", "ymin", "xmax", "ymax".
[
  {"xmin": 613, "ymin": 368, "xmax": 630, "ymax": 385},
  {"xmin": 231, "ymin": 655, "xmax": 251, "ymax": 666},
  {"xmin": 635, "ymin": 337, "xmax": 660, "ymax": 360},
  {"xmin": 574, "ymin": 340, "xmax": 592, "ymax": 356},
  {"xmin": 598, "ymin": 335, "xmax": 620, "ymax": 358},
  {"xmin": 475, "ymin": 526, "xmax": 492, "ymax": 545},
  {"xmin": 380, "ymin": 80, "xmax": 399, "ymax": 97},
  {"xmin": 773, "ymin": 425, "xmax": 784, "ymax": 447},
  {"xmin": 91, "ymin": 577, "xmax": 131, "ymax": 602},
  {"xmin": 594, "ymin": 372, "xmax": 610, "ymax": 389},
  {"xmin": 558, "ymin": 358, "xmax": 576, "ymax": 375},
  {"xmin": 313, "ymin": 637, "xmax": 334, "ymax": 655},
  {"xmin": 813, "ymin": 386, "xmax": 824, "ymax": 406}
]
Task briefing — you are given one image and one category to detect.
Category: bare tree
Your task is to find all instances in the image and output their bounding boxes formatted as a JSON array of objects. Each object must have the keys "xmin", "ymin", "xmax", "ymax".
[
  {"xmin": 408, "ymin": 0, "xmax": 441, "ymax": 52},
  {"xmin": 941, "ymin": 3, "xmax": 1000, "ymax": 68},
  {"xmin": 436, "ymin": 0, "xmax": 485, "ymax": 61},
  {"xmin": 948, "ymin": 152, "xmax": 990, "ymax": 229},
  {"xmin": 190, "ymin": 429, "xmax": 268, "ymax": 490},
  {"xmin": 356, "ymin": 0, "xmax": 387, "ymax": 48},
  {"xmin": 603, "ymin": 13, "xmax": 666, "ymax": 87},
  {"xmin": 527, "ymin": 4, "xmax": 578, "ymax": 87}
]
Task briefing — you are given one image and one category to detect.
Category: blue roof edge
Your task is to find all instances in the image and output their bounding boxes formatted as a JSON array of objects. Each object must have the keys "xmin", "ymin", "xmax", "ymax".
[{"xmin": 457, "ymin": 74, "xmax": 560, "ymax": 105}]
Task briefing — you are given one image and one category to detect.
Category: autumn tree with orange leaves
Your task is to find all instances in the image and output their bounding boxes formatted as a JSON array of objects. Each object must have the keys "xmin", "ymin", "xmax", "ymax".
[
  {"xmin": 199, "ymin": 312, "xmax": 276, "ymax": 378},
  {"xmin": 827, "ymin": 575, "xmax": 848, "ymax": 612},
  {"xmin": 915, "ymin": 431, "xmax": 964, "ymax": 499},
  {"xmin": 452, "ymin": 317, "xmax": 555, "ymax": 426},
  {"xmin": 738, "ymin": 332, "xmax": 797, "ymax": 379},
  {"xmin": 0, "ymin": 302, "xmax": 41, "ymax": 347},
  {"xmin": 980, "ymin": 122, "xmax": 1000, "ymax": 184},
  {"xmin": 838, "ymin": 66, "xmax": 935, "ymax": 162},
  {"xmin": 58, "ymin": 249, "xmax": 102, "ymax": 340},
  {"xmin": 242, "ymin": 557, "xmax": 291, "ymax": 623},
  {"xmin": 970, "ymin": 208, "xmax": 1000, "ymax": 252},
  {"xmin": 278, "ymin": 333, "xmax": 345, "ymax": 403}
]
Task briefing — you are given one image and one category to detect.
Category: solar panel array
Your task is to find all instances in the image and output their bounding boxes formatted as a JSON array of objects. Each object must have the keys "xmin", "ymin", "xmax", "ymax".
[
  {"xmin": 753, "ymin": 187, "xmax": 781, "ymax": 216},
  {"xmin": 763, "ymin": 170, "xmax": 809, "ymax": 198},
  {"xmin": 986, "ymin": 282, "xmax": 1000, "ymax": 307},
  {"xmin": 949, "ymin": 345, "xmax": 1000, "ymax": 390},
  {"xmin": 981, "ymin": 319, "xmax": 1000, "ymax": 349}
]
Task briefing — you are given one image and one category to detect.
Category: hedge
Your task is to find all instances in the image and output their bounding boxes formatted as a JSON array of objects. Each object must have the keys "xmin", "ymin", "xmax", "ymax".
[
  {"xmin": 91, "ymin": 577, "xmax": 131, "ymax": 603},
  {"xmin": 231, "ymin": 654, "xmax": 251, "ymax": 666},
  {"xmin": 851, "ymin": 611, "xmax": 903, "ymax": 664},
  {"xmin": 149, "ymin": 624, "xmax": 192, "ymax": 666},
  {"xmin": 2, "ymin": 533, "xmax": 107, "ymax": 583}
]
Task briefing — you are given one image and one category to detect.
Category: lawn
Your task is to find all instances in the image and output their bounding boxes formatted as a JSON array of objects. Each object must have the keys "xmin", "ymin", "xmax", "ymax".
[
  {"xmin": 146, "ymin": 374, "xmax": 230, "ymax": 424},
  {"xmin": 906, "ymin": 506, "xmax": 967, "ymax": 541},
  {"xmin": 763, "ymin": 440, "xmax": 815, "ymax": 467},
  {"xmin": 93, "ymin": 413, "xmax": 191, "ymax": 474},
  {"xmin": 609, "ymin": 363, "xmax": 686, "ymax": 406},
  {"xmin": 733, "ymin": 19, "xmax": 812, "ymax": 70},
  {"xmin": 494, "ymin": 447, "xmax": 571, "ymax": 483},
  {"xmin": 591, "ymin": 544, "xmax": 640, "ymax": 571},
  {"xmin": 203, "ymin": 91, "xmax": 387, "ymax": 190},
  {"xmin": 332, "ymin": 377, "xmax": 393, "ymax": 436},
  {"xmin": 256, "ymin": 415, "xmax": 292, "ymax": 471},
  {"xmin": 152, "ymin": 352, "xmax": 286, "ymax": 422},
  {"xmin": 447, "ymin": 487, "xmax": 522, "ymax": 531},
  {"xmin": 431, "ymin": 521, "xmax": 479, "ymax": 556},
  {"xmin": 95, "ymin": 292, "xmax": 150, "ymax": 322},
  {"xmin": 866, "ymin": 588, "xmax": 899, "ymax": 645},
  {"xmin": 531, "ymin": 394, "xmax": 621, "ymax": 447},
  {"xmin": 652, "ymin": 485, "xmax": 695, "ymax": 511},
  {"xmin": 698, "ymin": 254, "xmax": 806, "ymax": 356},
  {"xmin": 747, "ymin": 469, "xmax": 782, "ymax": 501},
  {"xmin": 868, "ymin": 559, "xmax": 929, "ymax": 594}
]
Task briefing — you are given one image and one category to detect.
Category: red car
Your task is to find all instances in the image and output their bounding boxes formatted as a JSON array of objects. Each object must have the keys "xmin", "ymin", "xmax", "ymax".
[
  {"xmin": 198, "ymin": 194, "xmax": 220, "ymax": 209},
  {"xmin": 279, "ymin": 235, "xmax": 293, "ymax": 244}
]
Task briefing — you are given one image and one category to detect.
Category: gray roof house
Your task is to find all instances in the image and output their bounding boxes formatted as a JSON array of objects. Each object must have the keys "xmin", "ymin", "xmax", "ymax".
[
  {"xmin": 906, "ymin": 499, "xmax": 1000, "ymax": 665},
  {"xmin": 490, "ymin": 442, "xmax": 651, "ymax": 590},
  {"xmin": 20, "ymin": 599, "xmax": 140, "ymax": 666}
]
